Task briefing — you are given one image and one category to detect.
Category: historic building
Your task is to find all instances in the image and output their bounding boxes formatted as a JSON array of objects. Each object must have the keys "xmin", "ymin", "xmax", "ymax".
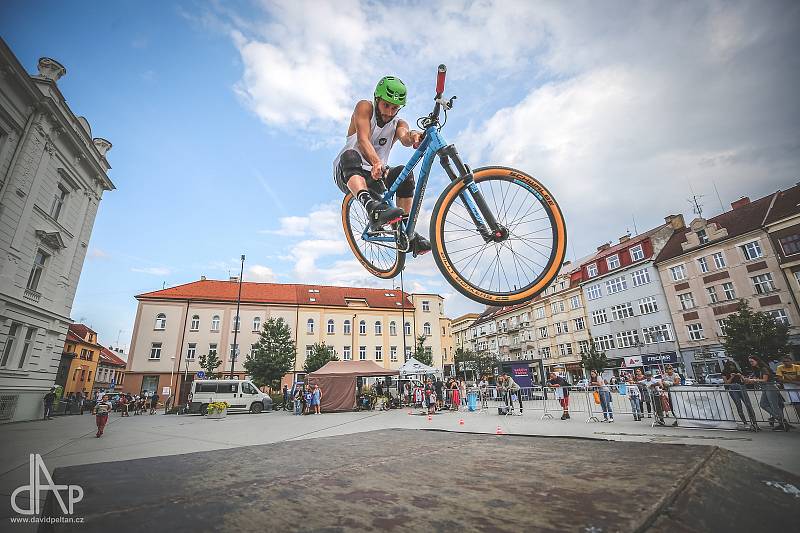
[
  {"xmin": 448, "ymin": 312, "xmax": 480, "ymax": 375},
  {"xmin": 125, "ymin": 278, "xmax": 449, "ymax": 403},
  {"xmin": 54, "ymin": 323, "xmax": 101, "ymax": 396},
  {"xmin": 0, "ymin": 39, "xmax": 114, "ymax": 422},
  {"xmin": 95, "ymin": 346, "xmax": 127, "ymax": 394}
]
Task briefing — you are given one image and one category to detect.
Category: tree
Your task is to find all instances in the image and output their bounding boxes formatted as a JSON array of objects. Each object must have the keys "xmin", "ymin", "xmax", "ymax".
[
  {"xmin": 414, "ymin": 334, "xmax": 433, "ymax": 366},
  {"xmin": 580, "ymin": 337, "xmax": 608, "ymax": 375},
  {"xmin": 454, "ymin": 347, "xmax": 499, "ymax": 380},
  {"xmin": 722, "ymin": 300, "xmax": 790, "ymax": 370},
  {"xmin": 304, "ymin": 342, "xmax": 339, "ymax": 373},
  {"xmin": 244, "ymin": 318, "xmax": 296, "ymax": 389},
  {"xmin": 198, "ymin": 351, "xmax": 223, "ymax": 379}
]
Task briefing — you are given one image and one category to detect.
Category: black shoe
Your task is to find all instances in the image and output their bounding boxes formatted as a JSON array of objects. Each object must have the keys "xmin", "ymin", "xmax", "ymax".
[
  {"xmin": 560, "ymin": 414, "xmax": 566, "ymax": 420},
  {"xmin": 368, "ymin": 202, "xmax": 404, "ymax": 230},
  {"xmin": 409, "ymin": 233, "xmax": 431, "ymax": 257},
  {"xmin": 565, "ymin": 413, "xmax": 570, "ymax": 419}
]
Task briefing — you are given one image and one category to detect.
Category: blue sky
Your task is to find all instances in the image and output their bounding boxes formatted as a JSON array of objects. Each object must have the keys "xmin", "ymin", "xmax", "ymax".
[{"xmin": 1, "ymin": 1, "xmax": 797, "ymax": 351}]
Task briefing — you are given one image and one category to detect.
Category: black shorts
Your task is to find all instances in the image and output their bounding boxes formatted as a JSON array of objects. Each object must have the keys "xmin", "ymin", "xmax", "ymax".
[{"xmin": 334, "ymin": 149, "xmax": 415, "ymax": 198}]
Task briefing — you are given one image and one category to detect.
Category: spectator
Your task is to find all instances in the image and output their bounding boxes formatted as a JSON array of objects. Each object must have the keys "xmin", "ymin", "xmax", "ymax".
[
  {"xmin": 303, "ymin": 385, "xmax": 313, "ymax": 415},
  {"xmin": 500, "ymin": 373, "xmax": 523, "ymax": 414},
  {"xmin": 434, "ymin": 377, "xmax": 444, "ymax": 410},
  {"xmin": 641, "ymin": 372, "xmax": 666, "ymax": 426},
  {"xmin": 43, "ymin": 387, "xmax": 56, "ymax": 420},
  {"xmin": 119, "ymin": 394, "xmax": 129, "ymax": 417},
  {"xmin": 589, "ymin": 370, "xmax": 613, "ymax": 422},
  {"xmin": 634, "ymin": 369, "xmax": 652, "ymax": 418},
  {"xmin": 745, "ymin": 356, "xmax": 789, "ymax": 431},
  {"xmin": 150, "ymin": 391, "xmax": 159, "ymax": 415},
  {"xmin": 722, "ymin": 360, "xmax": 759, "ymax": 431},
  {"xmin": 312, "ymin": 384, "xmax": 322, "ymax": 414},
  {"xmin": 450, "ymin": 379, "xmax": 460, "ymax": 411},
  {"xmin": 662, "ymin": 365, "xmax": 681, "ymax": 420},
  {"xmin": 293, "ymin": 384, "xmax": 303, "ymax": 416},
  {"xmin": 94, "ymin": 394, "xmax": 112, "ymax": 437},
  {"xmin": 282, "ymin": 384, "xmax": 290, "ymax": 410},
  {"xmin": 478, "ymin": 376, "xmax": 489, "ymax": 408},
  {"xmin": 777, "ymin": 355, "xmax": 800, "ymax": 421},
  {"xmin": 548, "ymin": 371, "xmax": 570, "ymax": 420},
  {"xmin": 459, "ymin": 379, "xmax": 467, "ymax": 407},
  {"xmin": 626, "ymin": 375, "xmax": 643, "ymax": 421},
  {"xmin": 424, "ymin": 379, "xmax": 436, "ymax": 414}
]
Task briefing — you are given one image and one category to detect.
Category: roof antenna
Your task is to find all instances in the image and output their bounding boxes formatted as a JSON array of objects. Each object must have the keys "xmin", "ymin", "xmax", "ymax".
[
  {"xmin": 712, "ymin": 181, "xmax": 725, "ymax": 213},
  {"xmin": 688, "ymin": 182, "xmax": 704, "ymax": 218},
  {"xmin": 631, "ymin": 215, "xmax": 638, "ymax": 235},
  {"xmin": 162, "ymin": 281, "xmax": 166, "ymax": 289}
]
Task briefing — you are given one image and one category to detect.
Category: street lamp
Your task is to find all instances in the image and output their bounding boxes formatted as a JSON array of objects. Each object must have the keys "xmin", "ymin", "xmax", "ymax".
[
  {"xmin": 166, "ymin": 356, "xmax": 176, "ymax": 413},
  {"xmin": 230, "ymin": 254, "xmax": 245, "ymax": 379}
]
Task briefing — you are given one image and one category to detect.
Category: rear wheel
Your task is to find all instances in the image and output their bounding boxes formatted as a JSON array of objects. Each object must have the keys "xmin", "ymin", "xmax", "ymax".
[
  {"xmin": 200, "ymin": 403, "xmax": 209, "ymax": 415},
  {"xmin": 250, "ymin": 402, "xmax": 263, "ymax": 414},
  {"xmin": 342, "ymin": 193, "xmax": 405, "ymax": 279},
  {"xmin": 430, "ymin": 166, "xmax": 567, "ymax": 305}
]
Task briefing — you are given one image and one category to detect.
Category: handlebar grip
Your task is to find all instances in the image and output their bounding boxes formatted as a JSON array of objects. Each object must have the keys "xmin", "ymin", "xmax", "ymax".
[{"xmin": 436, "ymin": 64, "xmax": 447, "ymax": 94}]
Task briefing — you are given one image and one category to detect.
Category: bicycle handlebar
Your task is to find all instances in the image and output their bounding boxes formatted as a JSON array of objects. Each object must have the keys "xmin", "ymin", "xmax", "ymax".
[{"xmin": 436, "ymin": 64, "xmax": 447, "ymax": 95}]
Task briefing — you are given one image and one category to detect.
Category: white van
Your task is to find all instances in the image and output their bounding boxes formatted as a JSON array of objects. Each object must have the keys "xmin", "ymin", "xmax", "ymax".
[{"xmin": 188, "ymin": 380, "xmax": 273, "ymax": 415}]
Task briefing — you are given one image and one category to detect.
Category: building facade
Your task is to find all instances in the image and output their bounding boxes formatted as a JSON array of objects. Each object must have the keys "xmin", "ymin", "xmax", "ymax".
[
  {"xmin": 655, "ymin": 190, "xmax": 800, "ymax": 376},
  {"xmin": 448, "ymin": 312, "xmax": 480, "ymax": 375},
  {"xmin": 580, "ymin": 217, "xmax": 684, "ymax": 378},
  {"xmin": 0, "ymin": 40, "xmax": 114, "ymax": 422},
  {"xmin": 54, "ymin": 323, "xmax": 101, "ymax": 396},
  {"xmin": 95, "ymin": 347, "xmax": 126, "ymax": 394},
  {"xmin": 763, "ymin": 185, "xmax": 800, "ymax": 338},
  {"xmin": 125, "ymin": 279, "xmax": 449, "ymax": 403}
]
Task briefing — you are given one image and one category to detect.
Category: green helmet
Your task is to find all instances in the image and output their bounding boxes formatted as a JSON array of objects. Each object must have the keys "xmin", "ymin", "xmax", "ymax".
[{"xmin": 374, "ymin": 76, "xmax": 407, "ymax": 106}]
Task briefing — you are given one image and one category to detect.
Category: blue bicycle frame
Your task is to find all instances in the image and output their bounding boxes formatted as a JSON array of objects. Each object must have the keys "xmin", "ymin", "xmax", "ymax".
[{"xmin": 360, "ymin": 125, "xmax": 488, "ymax": 248}]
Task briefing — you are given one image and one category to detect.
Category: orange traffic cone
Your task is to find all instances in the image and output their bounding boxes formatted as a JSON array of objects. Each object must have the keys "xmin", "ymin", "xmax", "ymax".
[
  {"xmin": 496, "ymin": 425, "xmax": 504, "ymax": 435},
  {"xmin": 427, "ymin": 414, "xmax": 432, "ymax": 421},
  {"xmin": 458, "ymin": 418, "xmax": 465, "ymax": 425},
  {"xmin": 407, "ymin": 410, "xmax": 413, "ymax": 415}
]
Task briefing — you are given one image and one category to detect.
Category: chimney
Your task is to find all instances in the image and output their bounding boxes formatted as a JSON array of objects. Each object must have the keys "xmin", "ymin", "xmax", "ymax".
[
  {"xmin": 731, "ymin": 196, "xmax": 751, "ymax": 210},
  {"xmin": 664, "ymin": 214, "xmax": 685, "ymax": 229},
  {"xmin": 200, "ymin": 275, "xmax": 206, "ymax": 281},
  {"xmin": 619, "ymin": 233, "xmax": 631, "ymax": 243},
  {"xmin": 37, "ymin": 57, "xmax": 66, "ymax": 82},
  {"xmin": 596, "ymin": 242, "xmax": 611, "ymax": 252},
  {"xmin": 229, "ymin": 276, "xmax": 240, "ymax": 283}
]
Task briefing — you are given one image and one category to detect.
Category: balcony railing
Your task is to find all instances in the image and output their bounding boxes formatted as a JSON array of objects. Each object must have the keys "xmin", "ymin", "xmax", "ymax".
[{"xmin": 23, "ymin": 288, "xmax": 41, "ymax": 303}]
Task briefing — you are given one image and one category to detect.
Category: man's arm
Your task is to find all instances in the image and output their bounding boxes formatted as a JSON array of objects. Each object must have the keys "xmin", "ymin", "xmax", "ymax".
[
  {"xmin": 353, "ymin": 100, "xmax": 383, "ymax": 178},
  {"xmin": 395, "ymin": 120, "xmax": 422, "ymax": 148}
]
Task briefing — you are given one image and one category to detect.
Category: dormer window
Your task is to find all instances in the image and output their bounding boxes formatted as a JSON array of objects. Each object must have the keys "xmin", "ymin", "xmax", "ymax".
[
  {"xmin": 606, "ymin": 255, "xmax": 620, "ymax": 270},
  {"xmin": 587, "ymin": 263, "xmax": 598, "ymax": 277},
  {"xmin": 697, "ymin": 229, "xmax": 709, "ymax": 244}
]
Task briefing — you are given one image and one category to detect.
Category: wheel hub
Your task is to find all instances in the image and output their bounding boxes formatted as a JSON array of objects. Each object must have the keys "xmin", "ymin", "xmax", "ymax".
[{"xmin": 491, "ymin": 226, "xmax": 509, "ymax": 243}]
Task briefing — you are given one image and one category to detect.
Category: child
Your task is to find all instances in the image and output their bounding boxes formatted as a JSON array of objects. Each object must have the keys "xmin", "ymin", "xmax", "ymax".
[{"xmin": 94, "ymin": 394, "xmax": 112, "ymax": 437}]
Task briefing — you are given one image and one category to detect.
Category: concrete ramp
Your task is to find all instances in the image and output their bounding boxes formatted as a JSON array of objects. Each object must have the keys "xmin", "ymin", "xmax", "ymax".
[{"xmin": 42, "ymin": 429, "xmax": 799, "ymax": 532}]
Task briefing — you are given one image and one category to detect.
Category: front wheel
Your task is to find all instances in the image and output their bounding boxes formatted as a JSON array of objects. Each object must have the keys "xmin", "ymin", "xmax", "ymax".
[
  {"xmin": 342, "ymin": 193, "xmax": 405, "ymax": 279},
  {"xmin": 430, "ymin": 167, "xmax": 567, "ymax": 306}
]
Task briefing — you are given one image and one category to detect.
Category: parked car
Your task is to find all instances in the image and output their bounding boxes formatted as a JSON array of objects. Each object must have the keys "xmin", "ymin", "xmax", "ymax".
[
  {"xmin": 705, "ymin": 373, "xmax": 724, "ymax": 385},
  {"xmin": 574, "ymin": 379, "xmax": 590, "ymax": 390},
  {"xmin": 188, "ymin": 379, "xmax": 273, "ymax": 414}
]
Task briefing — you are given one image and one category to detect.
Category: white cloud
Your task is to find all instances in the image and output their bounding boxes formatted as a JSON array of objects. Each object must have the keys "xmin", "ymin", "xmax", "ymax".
[
  {"xmin": 262, "ymin": 202, "xmax": 341, "ymax": 238},
  {"xmin": 247, "ymin": 264, "xmax": 277, "ymax": 282},
  {"xmin": 87, "ymin": 248, "xmax": 109, "ymax": 260},
  {"xmin": 131, "ymin": 267, "xmax": 171, "ymax": 276}
]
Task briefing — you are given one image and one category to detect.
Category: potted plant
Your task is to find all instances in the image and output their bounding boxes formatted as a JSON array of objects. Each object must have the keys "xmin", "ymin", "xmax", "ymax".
[{"xmin": 206, "ymin": 401, "xmax": 230, "ymax": 419}]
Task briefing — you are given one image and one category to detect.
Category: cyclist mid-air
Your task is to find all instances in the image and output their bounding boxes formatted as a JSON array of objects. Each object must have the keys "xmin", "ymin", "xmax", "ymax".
[{"xmin": 333, "ymin": 76, "xmax": 431, "ymax": 257}]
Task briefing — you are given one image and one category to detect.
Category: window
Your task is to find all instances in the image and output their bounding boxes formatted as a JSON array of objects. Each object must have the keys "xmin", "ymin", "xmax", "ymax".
[
  {"xmin": 252, "ymin": 316, "xmax": 261, "ymax": 332},
  {"xmin": 343, "ymin": 346, "xmax": 351, "ymax": 360},
  {"xmin": 670, "ymin": 264, "xmax": 687, "ymax": 281},
  {"xmin": 186, "ymin": 343, "xmax": 196, "ymax": 360},
  {"xmin": 587, "ymin": 285, "xmax": 602, "ymax": 300},
  {"xmin": 558, "ymin": 343, "xmax": 573, "ymax": 356},
  {"xmin": 615, "ymin": 330, "xmax": 640, "ymax": 348},
  {"xmin": 578, "ymin": 340, "xmax": 590, "ymax": 354},
  {"xmin": 189, "ymin": 315, "xmax": 200, "ymax": 331},
  {"xmin": 712, "ymin": 252, "xmax": 726, "ymax": 269},
  {"xmin": 539, "ymin": 346, "xmax": 551, "ymax": 359},
  {"xmin": 232, "ymin": 315, "xmax": 241, "ymax": 332},
  {"xmin": 307, "ymin": 319, "xmax": 314, "ymax": 334},
  {"xmin": 766, "ymin": 309, "xmax": 790, "ymax": 325},
  {"xmin": 17, "ymin": 328, "xmax": 35, "ymax": 369},
  {"xmin": 344, "ymin": 320, "xmax": 351, "ymax": 335},
  {"xmin": 50, "ymin": 184, "xmax": 69, "ymax": 220},
  {"xmin": 740, "ymin": 240, "xmax": 763, "ymax": 261},
  {"xmin": 404, "ymin": 322, "xmax": 411, "ymax": 335},
  {"xmin": 687, "ymin": 323, "xmax": 705, "ymax": 341},
  {"xmin": 375, "ymin": 321, "xmax": 382, "ymax": 335},
  {"xmin": 573, "ymin": 317, "xmax": 585, "ymax": 331},
  {"xmin": 611, "ymin": 302, "xmax": 635, "ymax": 320},
  {"xmin": 595, "ymin": 335, "xmax": 615, "ymax": 351},
  {"xmin": 591, "ymin": 309, "xmax": 609, "ymax": 325},
  {"xmin": 751, "ymin": 273, "xmax": 776, "ymax": 295},
  {"xmin": 779, "ymin": 234, "xmax": 800, "ymax": 256},
  {"xmin": 538, "ymin": 326, "xmax": 548, "ymax": 339},
  {"xmin": 606, "ymin": 255, "xmax": 620, "ymax": 270},
  {"xmin": 535, "ymin": 307, "xmax": 545, "ymax": 319},
  {"xmin": 605, "ymin": 276, "xmax": 627, "ymax": 294},
  {"xmin": 375, "ymin": 346, "xmax": 383, "ymax": 361},
  {"xmin": 154, "ymin": 313, "xmax": 167, "ymax": 330},
  {"xmin": 697, "ymin": 257, "xmax": 709, "ymax": 273},
  {"xmin": 359, "ymin": 346, "xmax": 366, "ymax": 360},
  {"xmin": 208, "ymin": 343, "xmax": 217, "ymax": 357},
  {"xmin": 697, "ymin": 229, "xmax": 709, "ymax": 244},
  {"xmin": 26, "ymin": 249, "xmax": 49, "ymax": 292},
  {"xmin": 631, "ymin": 268, "xmax": 651, "ymax": 287},
  {"xmin": 306, "ymin": 345, "xmax": 313, "ymax": 358},
  {"xmin": 716, "ymin": 320, "xmax": 728, "ymax": 336},
  {"xmin": 638, "ymin": 296, "xmax": 658, "ymax": 315},
  {"xmin": 405, "ymin": 346, "xmax": 412, "ymax": 361},
  {"xmin": 570, "ymin": 295, "xmax": 581, "ymax": 309},
  {"xmin": 422, "ymin": 300, "xmax": 430, "ymax": 312},
  {"xmin": 630, "ymin": 245, "xmax": 644, "ymax": 262},
  {"xmin": 551, "ymin": 301, "xmax": 564, "ymax": 314},
  {"xmin": 230, "ymin": 344, "xmax": 239, "ymax": 360},
  {"xmin": 678, "ymin": 292, "xmax": 696, "ymax": 310},
  {"xmin": 389, "ymin": 321, "xmax": 397, "ymax": 336},
  {"xmin": 390, "ymin": 346, "xmax": 398, "ymax": 362},
  {"xmin": 359, "ymin": 320, "xmax": 367, "ymax": 335},
  {"xmin": 149, "ymin": 343, "xmax": 162, "ymax": 360},
  {"xmin": 706, "ymin": 286, "xmax": 719, "ymax": 304},
  {"xmin": 722, "ymin": 282, "xmax": 736, "ymax": 300},
  {"xmin": 587, "ymin": 263, "xmax": 598, "ymax": 277},
  {"xmin": 642, "ymin": 324, "xmax": 672, "ymax": 343},
  {"xmin": 423, "ymin": 322, "xmax": 431, "ymax": 336},
  {"xmin": 556, "ymin": 322, "xmax": 568, "ymax": 335},
  {"xmin": 327, "ymin": 319, "xmax": 335, "ymax": 334},
  {"xmin": 211, "ymin": 315, "xmax": 220, "ymax": 332}
]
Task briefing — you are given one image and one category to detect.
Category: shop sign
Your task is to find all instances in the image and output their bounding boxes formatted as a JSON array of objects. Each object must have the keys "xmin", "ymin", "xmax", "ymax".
[
  {"xmin": 642, "ymin": 353, "xmax": 678, "ymax": 365},
  {"xmin": 621, "ymin": 356, "xmax": 642, "ymax": 368}
]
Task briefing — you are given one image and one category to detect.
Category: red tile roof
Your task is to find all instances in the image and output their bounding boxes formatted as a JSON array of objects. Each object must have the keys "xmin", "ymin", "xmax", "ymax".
[
  {"xmin": 136, "ymin": 280, "xmax": 416, "ymax": 310},
  {"xmin": 99, "ymin": 347, "xmax": 127, "ymax": 367},
  {"xmin": 655, "ymin": 192, "xmax": 777, "ymax": 263},
  {"xmin": 764, "ymin": 183, "xmax": 800, "ymax": 225},
  {"xmin": 67, "ymin": 323, "xmax": 102, "ymax": 348}
]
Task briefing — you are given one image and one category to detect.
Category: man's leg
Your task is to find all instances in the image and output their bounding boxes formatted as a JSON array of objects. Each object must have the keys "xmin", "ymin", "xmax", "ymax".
[
  {"xmin": 340, "ymin": 150, "xmax": 402, "ymax": 229},
  {"xmin": 385, "ymin": 166, "xmax": 431, "ymax": 256}
]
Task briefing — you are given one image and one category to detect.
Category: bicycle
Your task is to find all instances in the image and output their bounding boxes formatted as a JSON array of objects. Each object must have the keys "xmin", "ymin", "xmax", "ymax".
[{"xmin": 342, "ymin": 65, "xmax": 567, "ymax": 305}]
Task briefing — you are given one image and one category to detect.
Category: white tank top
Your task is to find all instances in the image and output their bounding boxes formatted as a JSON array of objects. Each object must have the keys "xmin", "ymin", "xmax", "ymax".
[{"xmin": 333, "ymin": 110, "xmax": 399, "ymax": 174}]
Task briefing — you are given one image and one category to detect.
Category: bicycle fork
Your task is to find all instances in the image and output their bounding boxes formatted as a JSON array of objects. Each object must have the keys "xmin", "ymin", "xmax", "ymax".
[{"xmin": 437, "ymin": 145, "xmax": 508, "ymax": 243}]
